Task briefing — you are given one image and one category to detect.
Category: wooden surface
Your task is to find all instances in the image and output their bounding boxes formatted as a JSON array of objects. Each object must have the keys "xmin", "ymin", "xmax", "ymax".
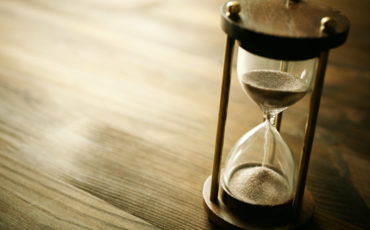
[{"xmin": 0, "ymin": 0, "xmax": 369, "ymax": 229}]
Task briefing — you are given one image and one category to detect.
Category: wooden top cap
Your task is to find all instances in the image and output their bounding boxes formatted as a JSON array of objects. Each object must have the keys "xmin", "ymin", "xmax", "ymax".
[{"xmin": 221, "ymin": 0, "xmax": 350, "ymax": 60}]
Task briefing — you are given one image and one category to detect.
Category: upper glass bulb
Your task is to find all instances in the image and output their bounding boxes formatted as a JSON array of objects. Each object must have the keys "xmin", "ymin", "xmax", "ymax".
[{"xmin": 237, "ymin": 47, "xmax": 317, "ymax": 115}]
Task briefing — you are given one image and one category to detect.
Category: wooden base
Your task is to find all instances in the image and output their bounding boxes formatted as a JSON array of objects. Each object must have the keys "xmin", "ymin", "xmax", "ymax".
[{"xmin": 202, "ymin": 176, "xmax": 315, "ymax": 230}]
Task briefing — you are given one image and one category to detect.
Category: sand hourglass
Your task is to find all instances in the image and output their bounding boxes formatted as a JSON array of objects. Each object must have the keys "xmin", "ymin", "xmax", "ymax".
[
  {"xmin": 221, "ymin": 51, "xmax": 317, "ymax": 221},
  {"xmin": 202, "ymin": 0, "xmax": 349, "ymax": 229}
]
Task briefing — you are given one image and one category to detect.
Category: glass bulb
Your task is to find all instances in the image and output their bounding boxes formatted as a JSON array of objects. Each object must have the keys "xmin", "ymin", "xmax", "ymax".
[{"xmin": 221, "ymin": 47, "xmax": 317, "ymax": 217}]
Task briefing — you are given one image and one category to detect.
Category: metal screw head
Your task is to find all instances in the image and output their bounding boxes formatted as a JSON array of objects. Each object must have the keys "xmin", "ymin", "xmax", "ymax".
[
  {"xmin": 226, "ymin": 1, "xmax": 241, "ymax": 19},
  {"xmin": 320, "ymin": 17, "xmax": 336, "ymax": 34}
]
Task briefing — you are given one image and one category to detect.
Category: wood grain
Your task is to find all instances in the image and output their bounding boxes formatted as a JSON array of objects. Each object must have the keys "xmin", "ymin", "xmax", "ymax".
[
  {"xmin": 0, "ymin": 0, "xmax": 369, "ymax": 229},
  {"xmin": 0, "ymin": 154, "xmax": 158, "ymax": 230}
]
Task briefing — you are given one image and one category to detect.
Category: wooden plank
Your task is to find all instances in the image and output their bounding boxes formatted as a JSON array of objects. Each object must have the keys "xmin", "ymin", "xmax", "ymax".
[
  {"xmin": 0, "ymin": 0, "xmax": 368, "ymax": 229},
  {"xmin": 0, "ymin": 154, "xmax": 158, "ymax": 230}
]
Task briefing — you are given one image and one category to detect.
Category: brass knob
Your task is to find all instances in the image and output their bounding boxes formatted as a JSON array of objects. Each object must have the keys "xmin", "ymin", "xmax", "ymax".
[
  {"xmin": 226, "ymin": 1, "xmax": 241, "ymax": 19},
  {"xmin": 321, "ymin": 17, "xmax": 336, "ymax": 34}
]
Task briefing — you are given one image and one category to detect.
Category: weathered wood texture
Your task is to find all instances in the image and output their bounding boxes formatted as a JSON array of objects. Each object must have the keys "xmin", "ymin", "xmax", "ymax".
[{"xmin": 0, "ymin": 0, "xmax": 369, "ymax": 229}]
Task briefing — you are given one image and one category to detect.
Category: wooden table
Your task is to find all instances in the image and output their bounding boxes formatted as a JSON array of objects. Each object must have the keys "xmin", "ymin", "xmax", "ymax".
[{"xmin": 0, "ymin": 0, "xmax": 369, "ymax": 229}]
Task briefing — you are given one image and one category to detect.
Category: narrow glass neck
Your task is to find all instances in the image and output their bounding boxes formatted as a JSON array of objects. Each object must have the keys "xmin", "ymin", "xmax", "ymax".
[{"xmin": 263, "ymin": 113, "xmax": 278, "ymax": 126}]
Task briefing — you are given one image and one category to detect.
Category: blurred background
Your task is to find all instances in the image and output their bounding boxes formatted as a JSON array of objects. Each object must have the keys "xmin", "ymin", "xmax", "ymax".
[{"xmin": 0, "ymin": 0, "xmax": 369, "ymax": 229}]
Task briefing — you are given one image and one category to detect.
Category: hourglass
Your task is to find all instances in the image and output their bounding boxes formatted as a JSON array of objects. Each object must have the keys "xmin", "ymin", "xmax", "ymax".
[
  {"xmin": 202, "ymin": 0, "xmax": 349, "ymax": 229},
  {"xmin": 221, "ymin": 52, "xmax": 316, "ymax": 222}
]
